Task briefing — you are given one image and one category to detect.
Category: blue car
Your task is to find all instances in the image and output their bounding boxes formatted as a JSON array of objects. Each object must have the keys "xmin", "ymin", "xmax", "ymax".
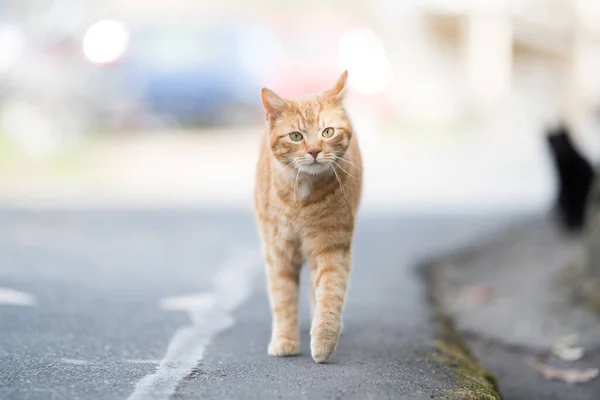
[{"xmin": 116, "ymin": 23, "xmax": 263, "ymax": 126}]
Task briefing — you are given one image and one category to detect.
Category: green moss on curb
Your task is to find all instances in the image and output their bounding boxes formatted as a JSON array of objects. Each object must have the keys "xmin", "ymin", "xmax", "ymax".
[
  {"xmin": 423, "ymin": 264, "xmax": 502, "ymax": 400},
  {"xmin": 431, "ymin": 316, "xmax": 500, "ymax": 400}
]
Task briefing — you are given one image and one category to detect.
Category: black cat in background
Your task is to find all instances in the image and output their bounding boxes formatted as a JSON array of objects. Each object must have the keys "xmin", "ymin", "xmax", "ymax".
[{"xmin": 546, "ymin": 124, "xmax": 596, "ymax": 231}]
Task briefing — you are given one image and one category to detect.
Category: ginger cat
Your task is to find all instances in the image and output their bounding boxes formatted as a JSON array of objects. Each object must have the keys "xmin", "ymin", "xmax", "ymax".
[{"xmin": 254, "ymin": 71, "xmax": 362, "ymax": 363}]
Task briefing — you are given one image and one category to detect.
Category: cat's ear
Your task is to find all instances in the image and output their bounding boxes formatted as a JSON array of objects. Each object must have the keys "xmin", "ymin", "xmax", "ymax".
[
  {"xmin": 324, "ymin": 70, "xmax": 348, "ymax": 103},
  {"xmin": 261, "ymin": 88, "xmax": 286, "ymax": 121}
]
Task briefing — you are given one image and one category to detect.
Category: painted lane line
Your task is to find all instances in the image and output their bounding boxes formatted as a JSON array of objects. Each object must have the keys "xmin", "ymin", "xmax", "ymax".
[
  {"xmin": 126, "ymin": 248, "xmax": 262, "ymax": 400},
  {"xmin": 159, "ymin": 293, "xmax": 217, "ymax": 313},
  {"xmin": 0, "ymin": 287, "xmax": 37, "ymax": 306},
  {"xmin": 57, "ymin": 358, "xmax": 162, "ymax": 366},
  {"xmin": 59, "ymin": 358, "xmax": 97, "ymax": 366},
  {"xmin": 124, "ymin": 359, "xmax": 161, "ymax": 365}
]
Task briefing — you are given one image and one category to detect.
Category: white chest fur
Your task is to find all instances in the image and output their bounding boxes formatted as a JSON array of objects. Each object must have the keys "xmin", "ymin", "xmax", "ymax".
[{"xmin": 297, "ymin": 182, "xmax": 311, "ymax": 200}]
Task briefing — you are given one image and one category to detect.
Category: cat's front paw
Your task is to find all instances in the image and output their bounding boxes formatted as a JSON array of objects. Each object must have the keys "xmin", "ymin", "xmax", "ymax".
[
  {"xmin": 310, "ymin": 321, "xmax": 341, "ymax": 363},
  {"xmin": 268, "ymin": 337, "xmax": 299, "ymax": 357}
]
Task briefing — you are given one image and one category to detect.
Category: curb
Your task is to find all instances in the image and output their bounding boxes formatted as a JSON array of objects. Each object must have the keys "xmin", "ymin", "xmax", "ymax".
[{"xmin": 420, "ymin": 261, "xmax": 502, "ymax": 400}]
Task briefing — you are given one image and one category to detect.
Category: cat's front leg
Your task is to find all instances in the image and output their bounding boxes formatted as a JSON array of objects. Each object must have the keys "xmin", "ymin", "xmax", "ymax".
[
  {"xmin": 264, "ymin": 238, "xmax": 302, "ymax": 357},
  {"xmin": 309, "ymin": 270, "xmax": 344, "ymax": 334},
  {"xmin": 309, "ymin": 247, "xmax": 351, "ymax": 363}
]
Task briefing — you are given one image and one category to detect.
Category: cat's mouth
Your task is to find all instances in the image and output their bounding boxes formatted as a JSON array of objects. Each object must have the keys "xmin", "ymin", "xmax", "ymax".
[{"xmin": 301, "ymin": 161, "xmax": 329, "ymax": 175}]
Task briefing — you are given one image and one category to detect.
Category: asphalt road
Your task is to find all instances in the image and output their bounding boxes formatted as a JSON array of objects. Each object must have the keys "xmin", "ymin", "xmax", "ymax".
[{"xmin": 0, "ymin": 209, "xmax": 505, "ymax": 400}]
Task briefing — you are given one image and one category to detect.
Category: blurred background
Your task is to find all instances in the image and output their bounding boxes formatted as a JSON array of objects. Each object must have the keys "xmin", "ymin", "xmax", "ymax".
[{"xmin": 2, "ymin": 0, "xmax": 600, "ymax": 213}]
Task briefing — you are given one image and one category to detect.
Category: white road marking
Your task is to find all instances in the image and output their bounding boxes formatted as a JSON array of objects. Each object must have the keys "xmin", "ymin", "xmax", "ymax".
[
  {"xmin": 159, "ymin": 293, "xmax": 216, "ymax": 312},
  {"xmin": 126, "ymin": 248, "xmax": 262, "ymax": 400},
  {"xmin": 0, "ymin": 287, "xmax": 37, "ymax": 306},
  {"xmin": 59, "ymin": 358, "xmax": 97, "ymax": 366},
  {"xmin": 58, "ymin": 358, "xmax": 162, "ymax": 366},
  {"xmin": 124, "ymin": 359, "xmax": 161, "ymax": 365}
]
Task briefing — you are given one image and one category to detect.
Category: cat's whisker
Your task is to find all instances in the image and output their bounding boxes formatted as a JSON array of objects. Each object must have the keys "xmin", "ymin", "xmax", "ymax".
[
  {"xmin": 336, "ymin": 156, "xmax": 362, "ymax": 172},
  {"xmin": 330, "ymin": 160, "xmax": 357, "ymax": 180},
  {"xmin": 333, "ymin": 153, "xmax": 361, "ymax": 169},
  {"xmin": 294, "ymin": 166, "xmax": 302, "ymax": 206},
  {"xmin": 329, "ymin": 164, "xmax": 345, "ymax": 194},
  {"xmin": 261, "ymin": 160, "xmax": 294, "ymax": 197},
  {"xmin": 343, "ymin": 152, "xmax": 361, "ymax": 164},
  {"xmin": 283, "ymin": 160, "xmax": 296, "ymax": 169},
  {"xmin": 261, "ymin": 158, "xmax": 304, "ymax": 198}
]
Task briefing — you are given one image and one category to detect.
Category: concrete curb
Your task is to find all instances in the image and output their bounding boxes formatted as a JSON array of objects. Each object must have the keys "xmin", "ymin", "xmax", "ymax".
[{"xmin": 419, "ymin": 261, "xmax": 502, "ymax": 400}]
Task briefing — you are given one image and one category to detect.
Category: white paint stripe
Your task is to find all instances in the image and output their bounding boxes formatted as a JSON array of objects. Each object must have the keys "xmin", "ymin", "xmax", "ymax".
[
  {"xmin": 124, "ymin": 359, "xmax": 161, "ymax": 365},
  {"xmin": 59, "ymin": 358, "xmax": 96, "ymax": 366},
  {"xmin": 127, "ymin": 248, "xmax": 262, "ymax": 400},
  {"xmin": 0, "ymin": 287, "xmax": 37, "ymax": 306},
  {"xmin": 59, "ymin": 358, "xmax": 162, "ymax": 366},
  {"xmin": 159, "ymin": 293, "xmax": 216, "ymax": 312}
]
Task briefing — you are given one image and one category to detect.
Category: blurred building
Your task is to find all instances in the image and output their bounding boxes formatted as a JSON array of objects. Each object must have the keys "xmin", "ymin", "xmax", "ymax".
[
  {"xmin": 2, "ymin": 0, "xmax": 600, "ymax": 153},
  {"xmin": 417, "ymin": 0, "xmax": 600, "ymax": 132},
  {"xmin": 2, "ymin": 0, "xmax": 600, "ymax": 210}
]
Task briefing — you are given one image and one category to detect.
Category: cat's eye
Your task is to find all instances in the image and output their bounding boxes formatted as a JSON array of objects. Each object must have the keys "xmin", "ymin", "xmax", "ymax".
[
  {"xmin": 289, "ymin": 132, "xmax": 303, "ymax": 141},
  {"xmin": 322, "ymin": 127, "xmax": 335, "ymax": 138}
]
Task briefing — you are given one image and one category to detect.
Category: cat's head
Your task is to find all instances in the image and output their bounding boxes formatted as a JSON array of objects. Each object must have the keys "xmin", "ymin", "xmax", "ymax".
[
  {"xmin": 260, "ymin": 71, "xmax": 353, "ymax": 176},
  {"xmin": 546, "ymin": 124, "xmax": 575, "ymax": 159}
]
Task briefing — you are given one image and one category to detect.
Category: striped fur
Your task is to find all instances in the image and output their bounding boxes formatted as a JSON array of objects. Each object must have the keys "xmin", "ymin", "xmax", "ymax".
[{"xmin": 254, "ymin": 71, "xmax": 363, "ymax": 363}]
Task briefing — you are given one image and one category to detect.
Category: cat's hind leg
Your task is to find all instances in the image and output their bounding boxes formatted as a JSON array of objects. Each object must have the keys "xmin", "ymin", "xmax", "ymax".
[{"xmin": 264, "ymin": 236, "xmax": 303, "ymax": 357}]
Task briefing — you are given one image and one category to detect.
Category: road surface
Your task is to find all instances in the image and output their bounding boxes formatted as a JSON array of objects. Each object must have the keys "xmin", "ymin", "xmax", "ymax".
[{"xmin": 0, "ymin": 209, "xmax": 503, "ymax": 399}]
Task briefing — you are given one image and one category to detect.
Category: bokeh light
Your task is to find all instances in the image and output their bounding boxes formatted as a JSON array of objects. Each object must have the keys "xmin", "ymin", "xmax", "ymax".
[
  {"xmin": 338, "ymin": 28, "xmax": 393, "ymax": 95},
  {"xmin": 82, "ymin": 20, "xmax": 129, "ymax": 64},
  {"xmin": 0, "ymin": 24, "xmax": 25, "ymax": 72}
]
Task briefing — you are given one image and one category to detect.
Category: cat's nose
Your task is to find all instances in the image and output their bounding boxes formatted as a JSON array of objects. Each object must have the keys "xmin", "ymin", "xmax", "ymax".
[{"xmin": 308, "ymin": 149, "xmax": 321, "ymax": 160}]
